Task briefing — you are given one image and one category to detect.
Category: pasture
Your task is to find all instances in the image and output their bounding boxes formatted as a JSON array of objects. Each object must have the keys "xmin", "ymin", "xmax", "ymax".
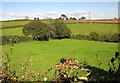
[
  {"xmin": 2, "ymin": 21, "xmax": 118, "ymax": 36},
  {"xmin": 0, "ymin": 20, "xmax": 31, "ymax": 29},
  {"xmin": 67, "ymin": 23, "xmax": 118, "ymax": 35},
  {"xmin": 2, "ymin": 39, "xmax": 118, "ymax": 73},
  {"xmin": 1, "ymin": 20, "xmax": 119, "ymax": 73},
  {"xmin": 2, "ymin": 27, "xmax": 23, "ymax": 36}
]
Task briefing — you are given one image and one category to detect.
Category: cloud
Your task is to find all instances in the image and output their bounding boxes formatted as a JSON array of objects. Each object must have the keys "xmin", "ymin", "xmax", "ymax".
[
  {"xmin": 68, "ymin": 11, "xmax": 89, "ymax": 17},
  {"xmin": 91, "ymin": 12, "xmax": 118, "ymax": 19},
  {"xmin": 0, "ymin": 10, "xmax": 118, "ymax": 20}
]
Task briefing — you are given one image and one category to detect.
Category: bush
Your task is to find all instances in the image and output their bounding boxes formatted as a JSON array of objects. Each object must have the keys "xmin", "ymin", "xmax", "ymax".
[
  {"xmin": 89, "ymin": 32, "xmax": 99, "ymax": 41},
  {"xmin": 111, "ymin": 33, "xmax": 119, "ymax": 42},
  {"xmin": 51, "ymin": 20, "xmax": 71, "ymax": 39},
  {"xmin": 22, "ymin": 20, "xmax": 71, "ymax": 40},
  {"xmin": 1, "ymin": 36, "xmax": 19, "ymax": 45},
  {"xmin": 22, "ymin": 20, "xmax": 54, "ymax": 41},
  {"xmin": 71, "ymin": 32, "xmax": 119, "ymax": 43},
  {"xmin": 1, "ymin": 36, "xmax": 33, "ymax": 45},
  {"xmin": 98, "ymin": 33, "xmax": 119, "ymax": 43}
]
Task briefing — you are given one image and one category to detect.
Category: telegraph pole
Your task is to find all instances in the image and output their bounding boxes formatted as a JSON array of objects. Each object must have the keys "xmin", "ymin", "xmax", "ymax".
[{"xmin": 89, "ymin": 11, "xmax": 91, "ymax": 20}]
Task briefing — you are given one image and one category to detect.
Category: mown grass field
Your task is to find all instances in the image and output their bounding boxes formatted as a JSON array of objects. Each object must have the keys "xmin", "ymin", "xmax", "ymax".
[{"xmin": 2, "ymin": 39, "xmax": 118, "ymax": 73}]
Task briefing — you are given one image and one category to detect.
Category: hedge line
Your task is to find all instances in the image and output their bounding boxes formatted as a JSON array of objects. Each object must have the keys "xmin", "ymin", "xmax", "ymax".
[{"xmin": 71, "ymin": 32, "xmax": 119, "ymax": 43}]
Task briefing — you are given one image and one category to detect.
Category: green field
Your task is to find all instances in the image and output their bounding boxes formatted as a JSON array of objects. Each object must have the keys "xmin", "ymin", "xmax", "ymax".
[
  {"xmin": 2, "ymin": 27, "xmax": 23, "ymax": 36},
  {"xmin": 0, "ymin": 21, "xmax": 31, "ymax": 29},
  {"xmin": 67, "ymin": 23, "xmax": 118, "ymax": 35},
  {"xmin": 1, "ymin": 21, "xmax": 119, "ymax": 74},
  {"xmin": 2, "ymin": 23, "xmax": 118, "ymax": 36},
  {"xmin": 2, "ymin": 39, "xmax": 118, "ymax": 73}
]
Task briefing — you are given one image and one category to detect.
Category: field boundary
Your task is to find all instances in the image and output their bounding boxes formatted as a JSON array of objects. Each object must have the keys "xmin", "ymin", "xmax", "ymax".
[
  {"xmin": 1, "ymin": 25, "xmax": 23, "ymax": 29},
  {"xmin": 64, "ymin": 19, "xmax": 120, "ymax": 24}
]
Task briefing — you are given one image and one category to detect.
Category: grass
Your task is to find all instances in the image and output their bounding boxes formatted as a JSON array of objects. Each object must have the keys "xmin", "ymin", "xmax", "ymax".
[
  {"xmin": 0, "ymin": 21, "xmax": 31, "ymax": 29},
  {"xmin": 2, "ymin": 23, "xmax": 118, "ymax": 36},
  {"xmin": 2, "ymin": 39, "xmax": 118, "ymax": 73},
  {"xmin": 67, "ymin": 23, "xmax": 118, "ymax": 35},
  {"xmin": 1, "ymin": 21, "xmax": 119, "ymax": 74},
  {"xmin": 2, "ymin": 27, "xmax": 23, "ymax": 36}
]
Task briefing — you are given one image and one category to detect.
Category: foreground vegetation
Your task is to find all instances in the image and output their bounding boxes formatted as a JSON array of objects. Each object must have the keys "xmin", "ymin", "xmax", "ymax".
[{"xmin": 1, "ymin": 42, "xmax": 120, "ymax": 82}]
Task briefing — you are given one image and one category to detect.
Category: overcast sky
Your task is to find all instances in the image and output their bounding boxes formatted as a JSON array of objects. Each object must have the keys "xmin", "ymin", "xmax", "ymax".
[{"xmin": 0, "ymin": 2, "xmax": 118, "ymax": 20}]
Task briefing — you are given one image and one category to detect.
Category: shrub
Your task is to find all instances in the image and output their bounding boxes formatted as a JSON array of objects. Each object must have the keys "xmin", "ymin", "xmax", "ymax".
[
  {"xmin": 89, "ymin": 32, "xmax": 99, "ymax": 41},
  {"xmin": 22, "ymin": 20, "xmax": 54, "ymax": 41},
  {"xmin": 1, "ymin": 36, "xmax": 33, "ymax": 45},
  {"xmin": 51, "ymin": 20, "xmax": 71, "ymax": 39},
  {"xmin": 55, "ymin": 58, "xmax": 91, "ymax": 82},
  {"xmin": 111, "ymin": 33, "xmax": 119, "ymax": 42},
  {"xmin": 71, "ymin": 32, "xmax": 119, "ymax": 43}
]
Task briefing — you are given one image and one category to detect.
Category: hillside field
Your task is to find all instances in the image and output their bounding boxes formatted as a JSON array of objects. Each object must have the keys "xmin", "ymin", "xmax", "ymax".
[
  {"xmin": 2, "ymin": 39, "xmax": 118, "ymax": 73},
  {"xmin": 1, "ymin": 21, "xmax": 119, "ymax": 74}
]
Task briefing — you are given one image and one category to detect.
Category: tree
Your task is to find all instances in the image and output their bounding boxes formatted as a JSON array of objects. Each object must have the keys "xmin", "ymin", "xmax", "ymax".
[
  {"xmin": 81, "ymin": 16, "xmax": 86, "ymax": 20},
  {"xmin": 72, "ymin": 17, "xmax": 77, "ymax": 20},
  {"xmin": 66, "ymin": 17, "xmax": 68, "ymax": 20},
  {"xmin": 22, "ymin": 20, "xmax": 53, "ymax": 41},
  {"xmin": 78, "ymin": 18, "xmax": 81, "ymax": 20},
  {"xmin": 34, "ymin": 17, "xmax": 36, "ymax": 20},
  {"xmin": 61, "ymin": 14, "xmax": 68, "ymax": 20},
  {"xmin": 69, "ymin": 17, "xmax": 77, "ymax": 20},
  {"xmin": 37, "ymin": 17, "xmax": 39, "ymax": 20},
  {"xmin": 69, "ymin": 17, "xmax": 73, "ymax": 20},
  {"xmin": 51, "ymin": 20, "xmax": 71, "ymax": 39}
]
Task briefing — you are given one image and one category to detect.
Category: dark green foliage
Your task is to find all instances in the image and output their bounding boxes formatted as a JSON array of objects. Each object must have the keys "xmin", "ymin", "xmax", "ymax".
[
  {"xmin": 71, "ymin": 32, "xmax": 119, "ymax": 43},
  {"xmin": 81, "ymin": 16, "xmax": 86, "ymax": 20},
  {"xmin": 110, "ymin": 58, "xmax": 115, "ymax": 63},
  {"xmin": 68, "ymin": 17, "xmax": 77, "ymax": 20},
  {"xmin": 1, "ymin": 36, "xmax": 19, "ymax": 45},
  {"xmin": 1, "ymin": 36, "xmax": 32, "ymax": 45},
  {"xmin": 60, "ymin": 58, "xmax": 67, "ymax": 64},
  {"xmin": 109, "ymin": 51, "xmax": 120, "ymax": 74},
  {"xmin": 51, "ymin": 20, "xmax": 71, "ymax": 39},
  {"xmin": 111, "ymin": 33, "xmax": 119, "ymax": 42},
  {"xmin": 83, "ymin": 52, "xmax": 120, "ymax": 82},
  {"xmin": 72, "ymin": 17, "xmax": 77, "ymax": 20},
  {"xmin": 89, "ymin": 32, "xmax": 99, "ymax": 41},
  {"xmin": 22, "ymin": 20, "xmax": 53, "ymax": 41},
  {"xmin": 115, "ymin": 52, "xmax": 119, "ymax": 58},
  {"xmin": 22, "ymin": 20, "xmax": 71, "ymax": 40},
  {"xmin": 69, "ymin": 17, "xmax": 73, "ymax": 20}
]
